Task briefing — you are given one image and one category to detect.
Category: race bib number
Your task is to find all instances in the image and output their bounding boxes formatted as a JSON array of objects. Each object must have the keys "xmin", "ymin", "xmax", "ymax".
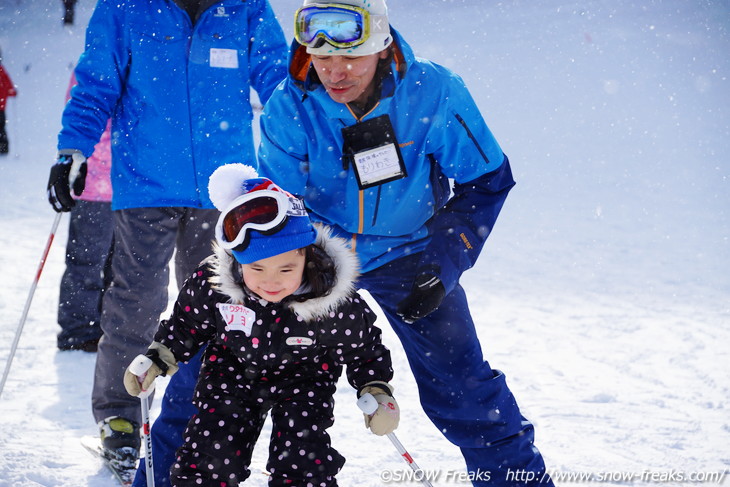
[
  {"xmin": 210, "ymin": 48, "xmax": 239, "ymax": 69},
  {"xmin": 217, "ymin": 303, "xmax": 256, "ymax": 336}
]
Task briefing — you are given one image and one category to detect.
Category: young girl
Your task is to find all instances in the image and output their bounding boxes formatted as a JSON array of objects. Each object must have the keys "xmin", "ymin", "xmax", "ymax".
[
  {"xmin": 124, "ymin": 164, "xmax": 399, "ymax": 487},
  {"xmin": 57, "ymin": 72, "xmax": 114, "ymax": 352}
]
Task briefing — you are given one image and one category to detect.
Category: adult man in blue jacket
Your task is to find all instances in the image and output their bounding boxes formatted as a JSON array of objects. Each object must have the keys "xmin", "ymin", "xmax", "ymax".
[
  {"xmin": 258, "ymin": 1, "xmax": 555, "ymax": 485},
  {"xmin": 46, "ymin": 0, "xmax": 288, "ymax": 472},
  {"xmin": 141, "ymin": 0, "xmax": 555, "ymax": 485}
]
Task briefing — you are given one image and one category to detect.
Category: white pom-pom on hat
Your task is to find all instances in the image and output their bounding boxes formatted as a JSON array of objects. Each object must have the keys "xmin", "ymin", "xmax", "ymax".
[{"xmin": 208, "ymin": 163, "xmax": 259, "ymax": 211}]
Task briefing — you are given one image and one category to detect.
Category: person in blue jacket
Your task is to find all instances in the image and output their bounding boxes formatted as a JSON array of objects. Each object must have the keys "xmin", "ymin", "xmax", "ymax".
[
  {"xmin": 45, "ymin": 0, "xmax": 288, "ymax": 471},
  {"xmin": 145, "ymin": 0, "xmax": 555, "ymax": 485}
]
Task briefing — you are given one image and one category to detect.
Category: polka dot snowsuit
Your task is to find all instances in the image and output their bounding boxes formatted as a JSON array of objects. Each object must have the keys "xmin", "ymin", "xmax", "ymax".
[{"xmin": 153, "ymin": 232, "xmax": 393, "ymax": 487}]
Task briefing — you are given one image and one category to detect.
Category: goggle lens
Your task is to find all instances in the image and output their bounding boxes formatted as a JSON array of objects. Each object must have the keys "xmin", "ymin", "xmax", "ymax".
[
  {"xmin": 295, "ymin": 5, "xmax": 367, "ymax": 48},
  {"xmin": 222, "ymin": 196, "xmax": 282, "ymax": 245}
]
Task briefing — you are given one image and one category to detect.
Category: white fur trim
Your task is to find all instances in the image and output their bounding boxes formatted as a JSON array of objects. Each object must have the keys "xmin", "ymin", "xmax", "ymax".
[
  {"xmin": 209, "ymin": 244, "xmax": 247, "ymax": 304},
  {"xmin": 208, "ymin": 163, "xmax": 259, "ymax": 210},
  {"xmin": 289, "ymin": 224, "xmax": 360, "ymax": 322}
]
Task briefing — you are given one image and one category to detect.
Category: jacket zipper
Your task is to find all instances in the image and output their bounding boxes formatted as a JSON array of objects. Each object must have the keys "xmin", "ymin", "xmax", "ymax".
[
  {"xmin": 454, "ymin": 113, "xmax": 491, "ymax": 165},
  {"xmin": 345, "ymin": 102, "xmax": 381, "ymax": 235}
]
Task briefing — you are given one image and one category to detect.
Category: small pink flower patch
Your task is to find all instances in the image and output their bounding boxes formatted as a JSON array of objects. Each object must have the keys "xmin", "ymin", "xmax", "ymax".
[
  {"xmin": 185, "ymin": 306, "xmax": 191, "ymax": 312},
  {"xmin": 209, "ymin": 355, "xmax": 217, "ymax": 362},
  {"xmin": 321, "ymin": 363, "xmax": 329, "ymax": 371}
]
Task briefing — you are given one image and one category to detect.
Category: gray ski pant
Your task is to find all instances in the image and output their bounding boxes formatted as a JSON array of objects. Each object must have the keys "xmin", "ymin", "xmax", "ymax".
[{"xmin": 91, "ymin": 206, "xmax": 218, "ymax": 426}]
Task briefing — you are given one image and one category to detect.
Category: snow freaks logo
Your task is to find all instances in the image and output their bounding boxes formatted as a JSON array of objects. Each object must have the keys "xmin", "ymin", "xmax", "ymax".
[
  {"xmin": 379, "ymin": 469, "xmax": 491, "ymax": 484},
  {"xmin": 378, "ymin": 468, "xmax": 728, "ymax": 484}
]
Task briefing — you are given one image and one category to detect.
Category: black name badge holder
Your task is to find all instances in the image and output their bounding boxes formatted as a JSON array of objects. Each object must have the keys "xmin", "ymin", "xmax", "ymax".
[{"xmin": 341, "ymin": 114, "xmax": 407, "ymax": 190}]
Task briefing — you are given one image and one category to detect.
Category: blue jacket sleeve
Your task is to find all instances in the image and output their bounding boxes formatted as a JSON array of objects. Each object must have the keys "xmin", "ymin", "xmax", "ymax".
[
  {"xmin": 58, "ymin": 0, "xmax": 127, "ymax": 156},
  {"xmin": 412, "ymin": 68, "xmax": 516, "ymax": 294},
  {"xmin": 417, "ymin": 156, "xmax": 516, "ymax": 294},
  {"xmin": 257, "ymin": 85, "xmax": 311, "ymax": 193},
  {"xmin": 247, "ymin": 0, "xmax": 288, "ymax": 105}
]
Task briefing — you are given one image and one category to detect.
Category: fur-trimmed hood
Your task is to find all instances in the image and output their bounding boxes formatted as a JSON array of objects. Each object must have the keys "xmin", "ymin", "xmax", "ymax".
[{"xmin": 208, "ymin": 224, "xmax": 359, "ymax": 323}]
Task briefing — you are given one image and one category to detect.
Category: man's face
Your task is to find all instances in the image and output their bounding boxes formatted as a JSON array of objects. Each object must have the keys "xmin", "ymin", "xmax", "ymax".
[{"xmin": 311, "ymin": 50, "xmax": 389, "ymax": 106}]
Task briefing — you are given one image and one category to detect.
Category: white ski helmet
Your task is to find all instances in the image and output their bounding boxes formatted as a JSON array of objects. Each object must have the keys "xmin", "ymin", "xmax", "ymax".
[{"xmin": 296, "ymin": 0, "xmax": 393, "ymax": 56}]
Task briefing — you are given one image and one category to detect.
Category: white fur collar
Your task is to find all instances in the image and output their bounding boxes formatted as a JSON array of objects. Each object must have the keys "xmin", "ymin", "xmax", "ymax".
[{"xmin": 208, "ymin": 224, "xmax": 359, "ymax": 322}]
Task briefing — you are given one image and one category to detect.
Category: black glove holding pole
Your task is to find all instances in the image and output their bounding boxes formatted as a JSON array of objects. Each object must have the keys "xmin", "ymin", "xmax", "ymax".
[{"xmin": 47, "ymin": 149, "xmax": 87, "ymax": 212}]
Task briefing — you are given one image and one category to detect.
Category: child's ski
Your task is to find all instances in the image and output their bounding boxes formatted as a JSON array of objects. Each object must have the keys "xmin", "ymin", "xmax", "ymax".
[{"xmin": 80, "ymin": 435, "xmax": 136, "ymax": 486}]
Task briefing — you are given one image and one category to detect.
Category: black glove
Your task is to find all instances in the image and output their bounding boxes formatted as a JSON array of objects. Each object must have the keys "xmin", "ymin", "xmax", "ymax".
[
  {"xmin": 396, "ymin": 273, "xmax": 446, "ymax": 324},
  {"xmin": 47, "ymin": 150, "xmax": 87, "ymax": 212}
]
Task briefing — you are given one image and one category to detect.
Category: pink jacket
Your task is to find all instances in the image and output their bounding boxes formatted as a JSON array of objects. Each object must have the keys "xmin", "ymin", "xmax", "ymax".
[
  {"xmin": 0, "ymin": 64, "xmax": 17, "ymax": 111},
  {"xmin": 67, "ymin": 72, "xmax": 112, "ymax": 202}
]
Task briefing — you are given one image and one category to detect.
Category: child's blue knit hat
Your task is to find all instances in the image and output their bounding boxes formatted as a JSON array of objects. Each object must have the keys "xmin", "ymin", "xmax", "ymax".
[{"xmin": 209, "ymin": 164, "xmax": 317, "ymax": 264}]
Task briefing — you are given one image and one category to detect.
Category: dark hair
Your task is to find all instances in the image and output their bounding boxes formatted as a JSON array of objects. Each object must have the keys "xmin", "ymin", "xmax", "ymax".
[
  {"xmin": 375, "ymin": 46, "xmax": 395, "ymax": 84},
  {"xmin": 292, "ymin": 244, "xmax": 335, "ymax": 301}
]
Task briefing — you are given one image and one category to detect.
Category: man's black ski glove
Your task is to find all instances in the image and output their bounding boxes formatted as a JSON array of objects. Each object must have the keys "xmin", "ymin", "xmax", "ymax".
[
  {"xmin": 47, "ymin": 150, "xmax": 87, "ymax": 212},
  {"xmin": 396, "ymin": 273, "xmax": 446, "ymax": 324}
]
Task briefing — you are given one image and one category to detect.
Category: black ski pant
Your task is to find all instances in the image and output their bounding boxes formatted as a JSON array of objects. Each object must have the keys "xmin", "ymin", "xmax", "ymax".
[
  {"xmin": 0, "ymin": 110, "xmax": 8, "ymax": 154},
  {"xmin": 170, "ymin": 378, "xmax": 344, "ymax": 487}
]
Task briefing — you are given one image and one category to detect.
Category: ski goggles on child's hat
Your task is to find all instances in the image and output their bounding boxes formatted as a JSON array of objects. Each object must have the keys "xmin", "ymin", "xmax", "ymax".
[
  {"xmin": 294, "ymin": 3, "xmax": 388, "ymax": 50},
  {"xmin": 216, "ymin": 189, "xmax": 307, "ymax": 252}
]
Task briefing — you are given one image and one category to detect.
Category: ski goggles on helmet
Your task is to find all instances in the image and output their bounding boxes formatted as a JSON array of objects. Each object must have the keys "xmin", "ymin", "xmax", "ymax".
[
  {"xmin": 216, "ymin": 190, "xmax": 292, "ymax": 251},
  {"xmin": 294, "ymin": 4, "xmax": 385, "ymax": 49}
]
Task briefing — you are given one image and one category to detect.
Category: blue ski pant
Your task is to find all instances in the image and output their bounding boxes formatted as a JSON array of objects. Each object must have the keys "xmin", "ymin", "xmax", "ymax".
[
  {"xmin": 57, "ymin": 200, "xmax": 114, "ymax": 349},
  {"xmin": 134, "ymin": 253, "xmax": 553, "ymax": 487}
]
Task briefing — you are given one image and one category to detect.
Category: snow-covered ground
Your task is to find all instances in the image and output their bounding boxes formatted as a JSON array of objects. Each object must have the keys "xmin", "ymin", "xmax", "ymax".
[{"xmin": 0, "ymin": 0, "xmax": 728, "ymax": 485}]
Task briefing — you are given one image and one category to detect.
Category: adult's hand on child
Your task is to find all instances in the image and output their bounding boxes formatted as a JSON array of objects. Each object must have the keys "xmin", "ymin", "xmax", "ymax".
[
  {"xmin": 359, "ymin": 381, "xmax": 400, "ymax": 436},
  {"xmin": 47, "ymin": 149, "xmax": 87, "ymax": 212},
  {"xmin": 123, "ymin": 342, "xmax": 179, "ymax": 397}
]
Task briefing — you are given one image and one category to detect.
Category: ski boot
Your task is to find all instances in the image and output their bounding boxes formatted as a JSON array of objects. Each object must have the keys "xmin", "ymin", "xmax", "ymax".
[{"xmin": 99, "ymin": 416, "xmax": 140, "ymax": 471}]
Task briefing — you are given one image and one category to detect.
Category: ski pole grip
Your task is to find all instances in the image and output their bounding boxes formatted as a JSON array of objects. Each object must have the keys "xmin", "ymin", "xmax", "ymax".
[
  {"xmin": 357, "ymin": 392, "xmax": 379, "ymax": 415},
  {"xmin": 129, "ymin": 354, "xmax": 155, "ymax": 398},
  {"xmin": 129, "ymin": 354, "xmax": 153, "ymax": 376}
]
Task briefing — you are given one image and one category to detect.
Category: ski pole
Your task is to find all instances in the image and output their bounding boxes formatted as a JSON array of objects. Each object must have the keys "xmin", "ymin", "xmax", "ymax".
[
  {"xmin": 129, "ymin": 355, "xmax": 157, "ymax": 487},
  {"xmin": 0, "ymin": 212, "xmax": 63, "ymax": 400},
  {"xmin": 358, "ymin": 393, "xmax": 435, "ymax": 487}
]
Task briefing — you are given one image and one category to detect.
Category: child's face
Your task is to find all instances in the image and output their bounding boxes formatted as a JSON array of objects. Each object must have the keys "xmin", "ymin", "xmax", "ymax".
[{"xmin": 241, "ymin": 248, "xmax": 306, "ymax": 303}]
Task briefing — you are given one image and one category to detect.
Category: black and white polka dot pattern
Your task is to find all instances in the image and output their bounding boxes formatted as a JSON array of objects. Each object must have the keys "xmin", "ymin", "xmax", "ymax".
[{"xmin": 154, "ymin": 232, "xmax": 393, "ymax": 486}]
